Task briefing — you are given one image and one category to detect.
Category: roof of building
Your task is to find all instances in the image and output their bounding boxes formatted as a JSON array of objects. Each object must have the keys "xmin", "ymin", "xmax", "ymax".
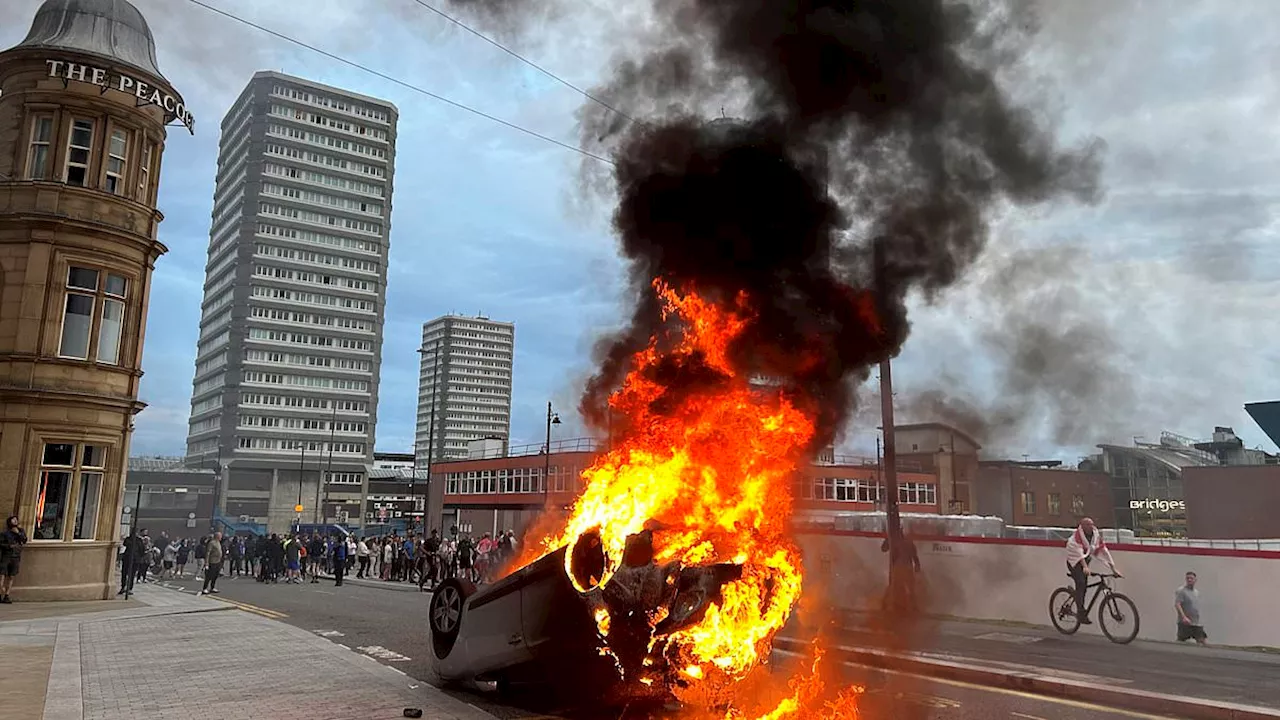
[
  {"xmin": 1097, "ymin": 442, "xmax": 1218, "ymax": 473},
  {"xmin": 1245, "ymin": 401, "xmax": 1280, "ymax": 450},
  {"xmin": 373, "ymin": 451, "xmax": 415, "ymax": 462},
  {"xmin": 892, "ymin": 423, "xmax": 983, "ymax": 451},
  {"xmin": 251, "ymin": 70, "xmax": 399, "ymax": 114},
  {"xmin": 13, "ymin": 0, "xmax": 165, "ymax": 81},
  {"xmin": 127, "ymin": 456, "xmax": 215, "ymax": 474},
  {"xmin": 366, "ymin": 467, "xmax": 430, "ymax": 481}
]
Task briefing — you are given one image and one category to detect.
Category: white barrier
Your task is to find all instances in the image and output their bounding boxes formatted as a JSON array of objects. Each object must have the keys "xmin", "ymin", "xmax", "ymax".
[{"xmin": 798, "ymin": 531, "xmax": 1280, "ymax": 650}]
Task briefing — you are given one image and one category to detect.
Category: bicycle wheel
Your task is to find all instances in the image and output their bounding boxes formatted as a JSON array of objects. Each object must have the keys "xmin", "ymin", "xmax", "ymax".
[
  {"xmin": 1049, "ymin": 587, "xmax": 1081, "ymax": 635},
  {"xmin": 1099, "ymin": 592, "xmax": 1140, "ymax": 645}
]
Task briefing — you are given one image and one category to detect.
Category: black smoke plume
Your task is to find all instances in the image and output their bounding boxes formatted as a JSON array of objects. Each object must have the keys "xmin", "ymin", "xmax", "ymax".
[{"xmin": 450, "ymin": 0, "xmax": 1102, "ymax": 448}]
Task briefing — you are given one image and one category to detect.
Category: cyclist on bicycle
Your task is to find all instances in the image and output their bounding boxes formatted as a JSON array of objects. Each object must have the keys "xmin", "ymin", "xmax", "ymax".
[{"xmin": 1065, "ymin": 517, "xmax": 1122, "ymax": 624}]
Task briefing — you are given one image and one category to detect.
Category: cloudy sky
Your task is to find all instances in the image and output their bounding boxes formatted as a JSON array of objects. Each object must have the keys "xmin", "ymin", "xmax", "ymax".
[{"xmin": 6, "ymin": 0, "xmax": 1277, "ymax": 460}]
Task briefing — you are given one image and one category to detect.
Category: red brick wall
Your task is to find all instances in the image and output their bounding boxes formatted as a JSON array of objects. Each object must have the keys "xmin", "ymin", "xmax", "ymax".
[
  {"xmin": 977, "ymin": 464, "xmax": 1114, "ymax": 528},
  {"xmin": 1184, "ymin": 465, "xmax": 1280, "ymax": 539}
]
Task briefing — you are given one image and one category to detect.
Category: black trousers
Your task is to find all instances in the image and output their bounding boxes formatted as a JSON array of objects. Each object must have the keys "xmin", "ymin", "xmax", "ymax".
[
  {"xmin": 357, "ymin": 556, "xmax": 370, "ymax": 577},
  {"xmin": 203, "ymin": 562, "xmax": 222, "ymax": 592},
  {"xmin": 333, "ymin": 561, "xmax": 345, "ymax": 586},
  {"xmin": 1068, "ymin": 561, "xmax": 1089, "ymax": 618}
]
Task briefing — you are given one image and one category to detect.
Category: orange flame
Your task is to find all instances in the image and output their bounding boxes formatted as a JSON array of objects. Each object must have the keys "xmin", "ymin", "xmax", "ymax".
[{"xmin": 524, "ymin": 281, "xmax": 859, "ymax": 717}]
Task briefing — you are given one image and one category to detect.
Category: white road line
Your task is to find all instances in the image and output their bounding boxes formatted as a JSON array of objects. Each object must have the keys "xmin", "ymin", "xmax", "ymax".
[
  {"xmin": 313, "ymin": 630, "xmax": 345, "ymax": 637},
  {"xmin": 337, "ymin": 643, "xmax": 351, "ymax": 649},
  {"xmin": 388, "ymin": 667, "xmax": 406, "ymax": 676},
  {"xmin": 1011, "ymin": 713, "xmax": 1049, "ymax": 720}
]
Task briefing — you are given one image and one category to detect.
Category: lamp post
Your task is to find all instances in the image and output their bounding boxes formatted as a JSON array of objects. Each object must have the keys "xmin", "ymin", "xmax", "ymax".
[
  {"xmin": 413, "ymin": 342, "xmax": 442, "ymax": 534},
  {"xmin": 543, "ymin": 401, "xmax": 561, "ymax": 504}
]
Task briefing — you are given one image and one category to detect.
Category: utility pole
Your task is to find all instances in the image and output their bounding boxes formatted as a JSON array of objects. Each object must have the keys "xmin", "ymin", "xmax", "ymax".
[
  {"xmin": 421, "ymin": 345, "xmax": 441, "ymax": 533},
  {"xmin": 875, "ymin": 237, "xmax": 908, "ymax": 613}
]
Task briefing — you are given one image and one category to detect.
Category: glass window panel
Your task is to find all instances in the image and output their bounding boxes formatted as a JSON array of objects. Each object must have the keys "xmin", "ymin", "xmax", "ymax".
[
  {"xmin": 82, "ymin": 445, "xmax": 106, "ymax": 468},
  {"xmin": 59, "ymin": 293, "xmax": 94, "ymax": 359},
  {"xmin": 74, "ymin": 472, "xmax": 103, "ymax": 539},
  {"xmin": 97, "ymin": 298, "xmax": 124, "ymax": 364},
  {"xmin": 105, "ymin": 274, "xmax": 127, "ymax": 297},
  {"xmin": 43, "ymin": 443, "xmax": 75, "ymax": 466},
  {"xmin": 68, "ymin": 267, "xmax": 99, "ymax": 290},
  {"xmin": 35, "ymin": 471, "xmax": 71, "ymax": 540}
]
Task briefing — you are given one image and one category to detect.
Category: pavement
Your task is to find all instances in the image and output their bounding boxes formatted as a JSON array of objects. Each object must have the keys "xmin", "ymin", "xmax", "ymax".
[
  {"xmin": 779, "ymin": 610, "xmax": 1280, "ymax": 720},
  {"xmin": 0, "ymin": 581, "xmax": 498, "ymax": 720}
]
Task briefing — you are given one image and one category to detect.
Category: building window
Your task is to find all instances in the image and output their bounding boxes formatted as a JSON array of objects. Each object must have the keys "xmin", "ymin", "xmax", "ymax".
[
  {"xmin": 58, "ymin": 267, "xmax": 129, "ymax": 363},
  {"xmin": 137, "ymin": 143, "xmax": 153, "ymax": 202},
  {"xmin": 34, "ymin": 442, "xmax": 106, "ymax": 541},
  {"xmin": 1047, "ymin": 493, "xmax": 1061, "ymax": 516},
  {"xmin": 1072, "ymin": 494, "xmax": 1085, "ymax": 515},
  {"xmin": 65, "ymin": 119, "xmax": 95, "ymax": 187},
  {"xmin": 59, "ymin": 267, "xmax": 97, "ymax": 359},
  {"xmin": 27, "ymin": 115, "xmax": 54, "ymax": 179},
  {"xmin": 98, "ymin": 274, "xmax": 127, "ymax": 364},
  {"xmin": 104, "ymin": 129, "xmax": 129, "ymax": 195},
  {"xmin": 1021, "ymin": 491, "xmax": 1036, "ymax": 515}
]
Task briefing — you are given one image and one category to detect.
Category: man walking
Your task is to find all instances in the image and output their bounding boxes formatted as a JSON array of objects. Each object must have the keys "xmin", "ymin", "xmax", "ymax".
[
  {"xmin": 0, "ymin": 515, "xmax": 29, "ymax": 603},
  {"xmin": 199, "ymin": 531, "xmax": 224, "ymax": 595},
  {"xmin": 1176, "ymin": 571, "xmax": 1208, "ymax": 645}
]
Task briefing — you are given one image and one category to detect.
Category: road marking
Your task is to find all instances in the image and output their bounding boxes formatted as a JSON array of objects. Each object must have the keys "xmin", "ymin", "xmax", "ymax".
[
  {"xmin": 1012, "ymin": 713, "xmax": 1049, "ymax": 720},
  {"xmin": 772, "ymin": 648, "xmax": 1174, "ymax": 720},
  {"xmin": 337, "ymin": 644, "xmax": 351, "ymax": 649},
  {"xmin": 357, "ymin": 645, "xmax": 412, "ymax": 662},
  {"xmin": 213, "ymin": 597, "xmax": 288, "ymax": 619},
  {"xmin": 974, "ymin": 632, "xmax": 1045, "ymax": 645},
  {"xmin": 313, "ymin": 630, "xmax": 345, "ymax": 637},
  {"xmin": 388, "ymin": 667, "xmax": 407, "ymax": 675}
]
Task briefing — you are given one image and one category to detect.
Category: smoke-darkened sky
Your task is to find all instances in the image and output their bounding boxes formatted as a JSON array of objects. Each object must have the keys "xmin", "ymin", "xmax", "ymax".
[{"xmin": 5, "ymin": 0, "xmax": 1276, "ymax": 459}]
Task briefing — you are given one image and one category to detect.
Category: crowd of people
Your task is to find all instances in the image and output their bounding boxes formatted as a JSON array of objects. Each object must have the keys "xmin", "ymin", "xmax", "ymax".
[{"xmin": 114, "ymin": 526, "xmax": 522, "ymax": 596}]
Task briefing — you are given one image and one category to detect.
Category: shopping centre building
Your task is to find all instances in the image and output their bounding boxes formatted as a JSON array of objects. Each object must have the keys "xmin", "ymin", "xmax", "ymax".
[{"xmin": 0, "ymin": 0, "xmax": 190, "ymax": 599}]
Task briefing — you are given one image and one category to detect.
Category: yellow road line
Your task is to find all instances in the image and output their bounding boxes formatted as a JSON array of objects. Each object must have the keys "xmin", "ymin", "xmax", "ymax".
[{"xmin": 213, "ymin": 597, "xmax": 288, "ymax": 619}]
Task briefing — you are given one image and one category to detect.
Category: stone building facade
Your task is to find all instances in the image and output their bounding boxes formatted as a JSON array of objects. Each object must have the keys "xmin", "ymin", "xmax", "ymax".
[{"xmin": 0, "ymin": 0, "xmax": 189, "ymax": 600}]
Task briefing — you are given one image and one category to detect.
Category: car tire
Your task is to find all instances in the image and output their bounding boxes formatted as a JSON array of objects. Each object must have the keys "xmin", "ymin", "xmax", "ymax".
[{"xmin": 430, "ymin": 577, "xmax": 475, "ymax": 659}]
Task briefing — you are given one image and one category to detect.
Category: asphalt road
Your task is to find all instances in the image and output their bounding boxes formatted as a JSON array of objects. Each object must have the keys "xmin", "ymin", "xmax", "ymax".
[{"xmin": 148, "ymin": 573, "xmax": 1178, "ymax": 720}]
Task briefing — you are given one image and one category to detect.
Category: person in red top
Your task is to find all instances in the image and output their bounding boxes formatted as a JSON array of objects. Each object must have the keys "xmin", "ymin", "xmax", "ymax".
[{"xmin": 1064, "ymin": 517, "xmax": 1122, "ymax": 624}]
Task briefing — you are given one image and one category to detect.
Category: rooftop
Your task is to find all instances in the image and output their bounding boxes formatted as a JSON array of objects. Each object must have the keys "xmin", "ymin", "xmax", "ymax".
[{"xmin": 12, "ymin": 0, "xmax": 165, "ymax": 81}]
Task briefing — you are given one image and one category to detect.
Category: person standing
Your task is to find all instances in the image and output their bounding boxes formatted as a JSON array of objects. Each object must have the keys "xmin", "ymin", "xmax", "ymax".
[
  {"xmin": 175, "ymin": 539, "xmax": 190, "ymax": 578},
  {"xmin": 1064, "ymin": 517, "xmax": 1121, "ymax": 625},
  {"xmin": 331, "ymin": 534, "xmax": 348, "ymax": 586},
  {"xmin": 283, "ymin": 535, "xmax": 302, "ymax": 583},
  {"xmin": 194, "ymin": 535, "xmax": 207, "ymax": 578},
  {"xmin": 162, "ymin": 539, "xmax": 178, "ymax": 580},
  {"xmin": 1176, "ymin": 571, "xmax": 1208, "ymax": 645},
  {"xmin": 0, "ymin": 516, "xmax": 29, "ymax": 603},
  {"xmin": 356, "ymin": 536, "xmax": 371, "ymax": 579},
  {"xmin": 227, "ymin": 536, "xmax": 243, "ymax": 578},
  {"xmin": 117, "ymin": 529, "xmax": 145, "ymax": 596},
  {"xmin": 199, "ymin": 531, "xmax": 224, "ymax": 595}
]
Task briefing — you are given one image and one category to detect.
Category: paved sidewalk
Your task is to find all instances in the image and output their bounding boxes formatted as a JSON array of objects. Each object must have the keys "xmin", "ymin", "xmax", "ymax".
[
  {"xmin": 0, "ymin": 584, "xmax": 496, "ymax": 720},
  {"xmin": 784, "ymin": 611, "xmax": 1280, "ymax": 711}
]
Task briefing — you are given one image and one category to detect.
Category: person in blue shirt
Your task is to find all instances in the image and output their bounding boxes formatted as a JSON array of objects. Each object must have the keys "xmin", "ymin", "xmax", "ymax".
[{"xmin": 401, "ymin": 533, "xmax": 416, "ymax": 584}]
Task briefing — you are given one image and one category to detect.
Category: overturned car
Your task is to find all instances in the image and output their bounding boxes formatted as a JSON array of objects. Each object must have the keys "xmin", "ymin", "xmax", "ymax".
[{"xmin": 428, "ymin": 529, "xmax": 748, "ymax": 703}]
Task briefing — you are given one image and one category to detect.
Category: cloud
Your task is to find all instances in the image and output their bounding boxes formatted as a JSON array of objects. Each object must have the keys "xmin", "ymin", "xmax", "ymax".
[{"xmin": 4, "ymin": 0, "xmax": 1276, "ymax": 461}]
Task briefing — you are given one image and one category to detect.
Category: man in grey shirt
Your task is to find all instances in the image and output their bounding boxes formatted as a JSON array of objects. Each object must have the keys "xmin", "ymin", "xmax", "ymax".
[{"xmin": 1175, "ymin": 571, "xmax": 1207, "ymax": 645}]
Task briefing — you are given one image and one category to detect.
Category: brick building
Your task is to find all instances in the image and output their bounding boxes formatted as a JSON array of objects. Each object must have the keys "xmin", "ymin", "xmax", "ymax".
[
  {"xmin": 0, "ymin": 0, "xmax": 191, "ymax": 600},
  {"xmin": 891, "ymin": 423, "xmax": 982, "ymax": 513},
  {"xmin": 976, "ymin": 460, "xmax": 1115, "ymax": 529},
  {"xmin": 1184, "ymin": 465, "xmax": 1280, "ymax": 539}
]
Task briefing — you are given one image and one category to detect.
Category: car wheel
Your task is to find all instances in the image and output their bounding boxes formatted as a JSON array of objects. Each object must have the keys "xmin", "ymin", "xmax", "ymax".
[{"xmin": 430, "ymin": 577, "xmax": 474, "ymax": 659}]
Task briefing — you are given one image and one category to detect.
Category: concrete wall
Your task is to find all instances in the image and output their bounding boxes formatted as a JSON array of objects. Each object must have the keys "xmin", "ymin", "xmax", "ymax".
[{"xmin": 799, "ymin": 530, "xmax": 1280, "ymax": 649}]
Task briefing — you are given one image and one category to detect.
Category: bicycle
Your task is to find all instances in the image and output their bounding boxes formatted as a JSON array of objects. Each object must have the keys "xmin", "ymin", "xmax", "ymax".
[{"xmin": 1049, "ymin": 572, "xmax": 1140, "ymax": 644}]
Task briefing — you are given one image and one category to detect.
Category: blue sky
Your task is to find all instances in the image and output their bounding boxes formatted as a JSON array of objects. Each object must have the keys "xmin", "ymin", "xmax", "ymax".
[{"xmin": 6, "ymin": 0, "xmax": 1278, "ymax": 460}]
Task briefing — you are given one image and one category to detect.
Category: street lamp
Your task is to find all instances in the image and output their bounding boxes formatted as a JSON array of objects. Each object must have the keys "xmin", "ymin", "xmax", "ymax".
[{"xmin": 544, "ymin": 401, "xmax": 561, "ymax": 503}]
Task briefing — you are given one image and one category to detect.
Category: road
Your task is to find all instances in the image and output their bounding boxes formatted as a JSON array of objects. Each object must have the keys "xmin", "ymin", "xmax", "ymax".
[{"xmin": 148, "ymin": 572, "xmax": 1180, "ymax": 719}]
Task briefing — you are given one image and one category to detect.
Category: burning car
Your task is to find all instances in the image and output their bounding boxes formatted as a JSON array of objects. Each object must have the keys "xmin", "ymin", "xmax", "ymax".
[{"xmin": 428, "ymin": 529, "xmax": 748, "ymax": 704}]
